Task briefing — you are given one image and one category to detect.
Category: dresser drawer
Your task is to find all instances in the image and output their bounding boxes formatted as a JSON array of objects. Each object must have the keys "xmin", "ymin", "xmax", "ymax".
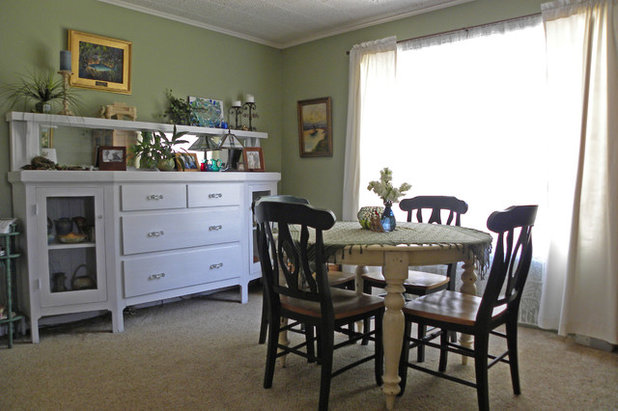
[
  {"xmin": 187, "ymin": 183, "xmax": 241, "ymax": 208},
  {"xmin": 121, "ymin": 184, "xmax": 187, "ymax": 211},
  {"xmin": 121, "ymin": 208, "xmax": 241, "ymax": 255},
  {"xmin": 122, "ymin": 244, "xmax": 242, "ymax": 298}
]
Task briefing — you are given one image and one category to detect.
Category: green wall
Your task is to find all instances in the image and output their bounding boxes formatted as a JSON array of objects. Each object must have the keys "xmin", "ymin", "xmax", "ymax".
[
  {"xmin": 0, "ymin": 0, "xmax": 545, "ymax": 218},
  {"xmin": 280, "ymin": 0, "xmax": 545, "ymax": 217},
  {"xmin": 0, "ymin": 0, "xmax": 283, "ymax": 216}
]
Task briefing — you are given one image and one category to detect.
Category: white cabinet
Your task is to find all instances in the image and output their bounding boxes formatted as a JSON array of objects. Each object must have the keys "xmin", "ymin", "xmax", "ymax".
[
  {"xmin": 7, "ymin": 112, "xmax": 280, "ymax": 342},
  {"xmin": 37, "ymin": 187, "xmax": 107, "ymax": 307},
  {"xmin": 10, "ymin": 182, "xmax": 118, "ymax": 343}
]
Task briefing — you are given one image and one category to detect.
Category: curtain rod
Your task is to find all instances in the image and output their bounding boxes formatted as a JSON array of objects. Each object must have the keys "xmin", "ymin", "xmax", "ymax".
[{"xmin": 345, "ymin": 12, "xmax": 542, "ymax": 55}]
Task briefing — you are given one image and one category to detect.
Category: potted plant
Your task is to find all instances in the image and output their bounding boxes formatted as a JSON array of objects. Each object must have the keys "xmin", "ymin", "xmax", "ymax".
[
  {"xmin": 131, "ymin": 125, "xmax": 189, "ymax": 170},
  {"xmin": 366, "ymin": 167, "xmax": 411, "ymax": 232},
  {"xmin": 162, "ymin": 89, "xmax": 196, "ymax": 125},
  {"xmin": 1, "ymin": 70, "xmax": 79, "ymax": 113}
]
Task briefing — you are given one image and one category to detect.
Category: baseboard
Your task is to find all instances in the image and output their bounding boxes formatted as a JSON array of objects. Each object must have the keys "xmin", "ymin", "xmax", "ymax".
[{"xmin": 574, "ymin": 334, "xmax": 616, "ymax": 352}]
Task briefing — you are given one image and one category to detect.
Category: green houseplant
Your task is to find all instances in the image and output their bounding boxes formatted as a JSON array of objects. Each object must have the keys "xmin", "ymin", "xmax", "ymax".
[
  {"xmin": 1, "ymin": 70, "xmax": 80, "ymax": 114},
  {"xmin": 131, "ymin": 126, "xmax": 189, "ymax": 170}
]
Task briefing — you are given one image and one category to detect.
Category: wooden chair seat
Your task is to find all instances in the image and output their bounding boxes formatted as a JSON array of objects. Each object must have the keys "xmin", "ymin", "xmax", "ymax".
[
  {"xmin": 282, "ymin": 288, "xmax": 384, "ymax": 320},
  {"xmin": 403, "ymin": 290, "xmax": 507, "ymax": 327},
  {"xmin": 326, "ymin": 270, "xmax": 356, "ymax": 288},
  {"xmin": 362, "ymin": 270, "xmax": 450, "ymax": 294}
]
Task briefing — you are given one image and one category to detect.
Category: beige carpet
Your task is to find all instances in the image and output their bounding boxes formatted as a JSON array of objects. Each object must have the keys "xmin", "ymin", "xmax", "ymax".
[{"xmin": 1, "ymin": 283, "xmax": 616, "ymax": 410}]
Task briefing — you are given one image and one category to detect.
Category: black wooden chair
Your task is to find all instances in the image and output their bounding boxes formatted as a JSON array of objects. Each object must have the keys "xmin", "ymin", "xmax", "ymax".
[
  {"xmin": 254, "ymin": 199, "xmax": 384, "ymax": 411},
  {"xmin": 398, "ymin": 205, "xmax": 538, "ymax": 411},
  {"xmin": 256, "ymin": 195, "xmax": 356, "ymax": 344},
  {"xmin": 362, "ymin": 195, "xmax": 468, "ymax": 359}
]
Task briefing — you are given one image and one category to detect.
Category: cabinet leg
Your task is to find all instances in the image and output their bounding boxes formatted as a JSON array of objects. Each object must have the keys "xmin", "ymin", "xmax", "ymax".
[
  {"xmin": 240, "ymin": 283, "xmax": 249, "ymax": 304},
  {"xmin": 30, "ymin": 318, "xmax": 40, "ymax": 344},
  {"xmin": 112, "ymin": 310, "xmax": 124, "ymax": 333}
]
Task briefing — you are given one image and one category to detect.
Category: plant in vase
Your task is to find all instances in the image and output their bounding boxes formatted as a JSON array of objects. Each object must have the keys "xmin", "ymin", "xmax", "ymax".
[
  {"xmin": 131, "ymin": 125, "xmax": 189, "ymax": 171},
  {"xmin": 1, "ymin": 70, "xmax": 80, "ymax": 114},
  {"xmin": 366, "ymin": 167, "xmax": 411, "ymax": 232}
]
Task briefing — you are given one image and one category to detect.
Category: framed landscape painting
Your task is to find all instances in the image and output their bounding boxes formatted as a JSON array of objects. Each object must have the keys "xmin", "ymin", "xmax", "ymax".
[
  {"xmin": 297, "ymin": 97, "xmax": 332, "ymax": 157},
  {"xmin": 68, "ymin": 30, "xmax": 132, "ymax": 94}
]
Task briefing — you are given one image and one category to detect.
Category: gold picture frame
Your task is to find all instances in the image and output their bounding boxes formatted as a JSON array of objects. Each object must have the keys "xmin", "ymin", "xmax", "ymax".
[
  {"xmin": 68, "ymin": 30, "xmax": 132, "ymax": 94},
  {"xmin": 297, "ymin": 97, "xmax": 332, "ymax": 157}
]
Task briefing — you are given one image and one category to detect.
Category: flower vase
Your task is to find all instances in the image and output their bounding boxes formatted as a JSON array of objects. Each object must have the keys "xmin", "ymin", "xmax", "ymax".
[{"xmin": 381, "ymin": 201, "xmax": 396, "ymax": 232}]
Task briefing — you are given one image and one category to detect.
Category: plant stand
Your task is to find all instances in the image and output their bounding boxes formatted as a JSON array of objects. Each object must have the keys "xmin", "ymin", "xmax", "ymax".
[{"xmin": 0, "ymin": 225, "xmax": 25, "ymax": 348}]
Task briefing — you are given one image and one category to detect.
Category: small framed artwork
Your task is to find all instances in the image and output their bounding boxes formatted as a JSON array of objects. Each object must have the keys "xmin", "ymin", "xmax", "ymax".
[
  {"xmin": 188, "ymin": 97, "xmax": 224, "ymax": 128},
  {"xmin": 68, "ymin": 30, "xmax": 132, "ymax": 94},
  {"xmin": 175, "ymin": 152, "xmax": 199, "ymax": 171},
  {"xmin": 297, "ymin": 97, "xmax": 332, "ymax": 157},
  {"xmin": 98, "ymin": 146, "xmax": 126, "ymax": 170},
  {"xmin": 243, "ymin": 147, "xmax": 265, "ymax": 172}
]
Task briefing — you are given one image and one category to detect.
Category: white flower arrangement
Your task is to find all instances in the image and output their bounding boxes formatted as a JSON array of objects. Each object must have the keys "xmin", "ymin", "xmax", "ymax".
[{"xmin": 367, "ymin": 167, "xmax": 411, "ymax": 204}]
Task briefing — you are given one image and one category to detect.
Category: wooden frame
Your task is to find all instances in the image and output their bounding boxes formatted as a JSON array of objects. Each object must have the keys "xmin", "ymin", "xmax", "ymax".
[
  {"xmin": 243, "ymin": 147, "xmax": 265, "ymax": 172},
  {"xmin": 97, "ymin": 146, "xmax": 126, "ymax": 170},
  {"xmin": 68, "ymin": 30, "xmax": 132, "ymax": 94},
  {"xmin": 175, "ymin": 152, "xmax": 199, "ymax": 171},
  {"xmin": 297, "ymin": 97, "xmax": 332, "ymax": 157}
]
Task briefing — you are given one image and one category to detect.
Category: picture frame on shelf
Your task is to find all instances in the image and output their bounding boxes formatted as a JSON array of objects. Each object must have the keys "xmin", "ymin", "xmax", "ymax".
[
  {"xmin": 68, "ymin": 30, "xmax": 132, "ymax": 94},
  {"xmin": 243, "ymin": 147, "xmax": 265, "ymax": 172},
  {"xmin": 97, "ymin": 146, "xmax": 126, "ymax": 170},
  {"xmin": 175, "ymin": 152, "xmax": 199, "ymax": 171},
  {"xmin": 297, "ymin": 96, "xmax": 332, "ymax": 157},
  {"xmin": 188, "ymin": 96, "xmax": 224, "ymax": 128}
]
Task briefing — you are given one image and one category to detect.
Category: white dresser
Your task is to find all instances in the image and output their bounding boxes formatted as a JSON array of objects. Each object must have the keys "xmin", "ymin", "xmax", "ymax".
[{"xmin": 9, "ymin": 171, "xmax": 279, "ymax": 343}]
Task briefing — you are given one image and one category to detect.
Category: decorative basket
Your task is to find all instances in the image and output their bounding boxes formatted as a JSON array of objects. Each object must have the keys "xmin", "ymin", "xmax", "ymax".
[{"xmin": 357, "ymin": 206, "xmax": 384, "ymax": 230}]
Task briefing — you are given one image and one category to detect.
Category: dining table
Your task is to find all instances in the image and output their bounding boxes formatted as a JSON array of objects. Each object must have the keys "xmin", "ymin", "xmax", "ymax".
[{"xmin": 317, "ymin": 221, "xmax": 493, "ymax": 410}]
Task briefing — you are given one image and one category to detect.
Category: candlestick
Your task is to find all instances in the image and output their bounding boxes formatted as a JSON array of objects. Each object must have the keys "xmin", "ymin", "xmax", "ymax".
[
  {"xmin": 57, "ymin": 70, "xmax": 74, "ymax": 116},
  {"xmin": 228, "ymin": 105, "xmax": 243, "ymax": 129},
  {"xmin": 242, "ymin": 101, "xmax": 258, "ymax": 131},
  {"xmin": 245, "ymin": 94, "xmax": 254, "ymax": 103},
  {"xmin": 232, "ymin": 100, "xmax": 241, "ymax": 107}
]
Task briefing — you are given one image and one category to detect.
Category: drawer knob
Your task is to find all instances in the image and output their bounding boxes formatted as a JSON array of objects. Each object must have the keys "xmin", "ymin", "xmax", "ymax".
[
  {"xmin": 208, "ymin": 193, "xmax": 223, "ymax": 199},
  {"xmin": 208, "ymin": 225, "xmax": 223, "ymax": 231},
  {"xmin": 209, "ymin": 263, "xmax": 223, "ymax": 270},
  {"xmin": 147, "ymin": 230, "xmax": 164, "ymax": 238},
  {"xmin": 147, "ymin": 194, "xmax": 164, "ymax": 200},
  {"xmin": 148, "ymin": 273, "xmax": 166, "ymax": 280}
]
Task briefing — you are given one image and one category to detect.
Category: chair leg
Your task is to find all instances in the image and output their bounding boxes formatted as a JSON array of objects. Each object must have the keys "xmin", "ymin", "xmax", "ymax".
[
  {"xmin": 306, "ymin": 324, "xmax": 316, "ymax": 363},
  {"xmin": 417, "ymin": 323, "xmax": 426, "ymax": 362},
  {"xmin": 506, "ymin": 318, "xmax": 521, "ymax": 395},
  {"xmin": 438, "ymin": 328, "xmax": 449, "ymax": 372},
  {"xmin": 474, "ymin": 333, "xmax": 490, "ymax": 411},
  {"xmin": 398, "ymin": 319, "xmax": 412, "ymax": 396},
  {"xmin": 374, "ymin": 311, "xmax": 384, "ymax": 387},
  {"xmin": 258, "ymin": 292, "xmax": 268, "ymax": 344},
  {"xmin": 318, "ymin": 323, "xmax": 334, "ymax": 411},
  {"xmin": 263, "ymin": 310, "xmax": 280, "ymax": 389},
  {"xmin": 361, "ymin": 280, "xmax": 373, "ymax": 345}
]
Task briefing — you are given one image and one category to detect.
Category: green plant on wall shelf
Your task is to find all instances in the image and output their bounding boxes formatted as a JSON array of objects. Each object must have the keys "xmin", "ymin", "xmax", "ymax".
[
  {"xmin": 131, "ymin": 125, "xmax": 189, "ymax": 170},
  {"xmin": 163, "ymin": 89, "xmax": 196, "ymax": 125},
  {"xmin": 1, "ymin": 70, "xmax": 80, "ymax": 114}
]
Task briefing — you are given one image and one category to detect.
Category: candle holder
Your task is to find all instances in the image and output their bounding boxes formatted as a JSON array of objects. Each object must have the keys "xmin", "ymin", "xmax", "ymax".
[
  {"xmin": 242, "ymin": 101, "xmax": 258, "ymax": 131},
  {"xmin": 57, "ymin": 70, "xmax": 74, "ymax": 116},
  {"xmin": 228, "ymin": 104, "xmax": 243, "ymax": 130}
]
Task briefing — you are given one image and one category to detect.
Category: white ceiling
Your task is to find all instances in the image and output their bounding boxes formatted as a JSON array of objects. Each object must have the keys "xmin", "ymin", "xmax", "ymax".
[{"xmin": 97, "ymin": 0, "xmax": 474, "ymax": 49}]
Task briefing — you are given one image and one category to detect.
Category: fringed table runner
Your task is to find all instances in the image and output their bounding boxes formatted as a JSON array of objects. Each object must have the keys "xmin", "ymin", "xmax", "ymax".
[{"xmin": 294, "ymin": 221, "xmax": 493, "ymax": 275}]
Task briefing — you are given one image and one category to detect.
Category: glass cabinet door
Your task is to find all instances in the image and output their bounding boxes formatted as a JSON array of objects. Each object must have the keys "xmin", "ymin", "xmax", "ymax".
[{"xmin": 36, "ymin": 187, "xmax": 106, "ymax": 307}]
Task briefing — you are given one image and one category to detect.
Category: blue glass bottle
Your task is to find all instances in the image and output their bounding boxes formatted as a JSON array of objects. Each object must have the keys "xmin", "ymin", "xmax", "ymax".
[{"xmin": 381, "ymin": 201, "xmax": 396, "ymax": 232}]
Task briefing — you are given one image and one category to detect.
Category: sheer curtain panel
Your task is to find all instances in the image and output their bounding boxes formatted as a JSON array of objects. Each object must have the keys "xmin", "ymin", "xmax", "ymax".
[
  {"xmin": 342, "ymin": 37, "xmax": 397, "ymax": 220},
  {"xmin": 540, "ymin": 0, "xmax": 618, "ymax": 345}
]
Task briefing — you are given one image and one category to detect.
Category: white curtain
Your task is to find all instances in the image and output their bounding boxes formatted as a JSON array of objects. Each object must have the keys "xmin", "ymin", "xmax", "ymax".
[
  {"xmin": 539, "ymin": 0, "xmax": 618, "ymax": 344},
  {"xmin": 342, "ymin": 36, "xmax": 397, "ymax": 220}
]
